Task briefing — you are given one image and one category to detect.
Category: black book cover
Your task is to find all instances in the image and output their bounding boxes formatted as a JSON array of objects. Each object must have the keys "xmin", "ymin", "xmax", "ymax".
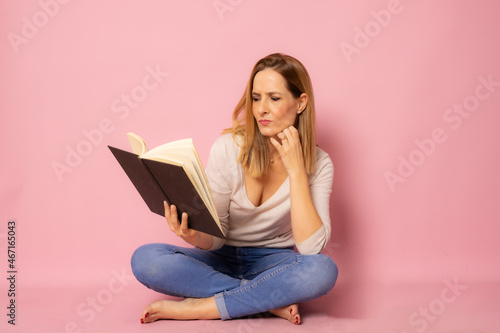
[{"xmin": 108, "ymin": 146, "xmax": 225, "ymax": 238}]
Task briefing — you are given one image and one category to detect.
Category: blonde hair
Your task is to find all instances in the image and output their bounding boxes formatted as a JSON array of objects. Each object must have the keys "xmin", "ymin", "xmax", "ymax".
[{"xmin": 225, "ymin": 53, "xmax": 317, "ymax": 178}]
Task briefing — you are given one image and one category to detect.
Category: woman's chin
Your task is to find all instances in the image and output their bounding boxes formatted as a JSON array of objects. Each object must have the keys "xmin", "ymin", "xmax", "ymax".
[{"xmin": 258, "ymin": 129, "xmax": 277, "ymax": 138}]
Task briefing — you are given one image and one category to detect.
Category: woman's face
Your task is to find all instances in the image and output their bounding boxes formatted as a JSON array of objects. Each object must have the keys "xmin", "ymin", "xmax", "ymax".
[{"xmin": 252, "ymin": 68, "xmax": 306, "ymax": 140}]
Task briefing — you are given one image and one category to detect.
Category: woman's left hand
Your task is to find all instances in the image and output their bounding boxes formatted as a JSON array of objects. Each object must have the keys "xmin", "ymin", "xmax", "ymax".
[{"xmin": 270, "ymin": 126, "xmax": 307, "ymax": 179}]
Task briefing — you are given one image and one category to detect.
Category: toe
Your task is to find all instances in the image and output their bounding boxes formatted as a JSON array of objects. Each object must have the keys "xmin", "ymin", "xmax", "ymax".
[
  {"xmin": 289, "ymin": 305, "xmax": 300, "ymax": 325},
  {"xmin": 140, "ymin": 303, "xmax": 156, "ymax": 323}
]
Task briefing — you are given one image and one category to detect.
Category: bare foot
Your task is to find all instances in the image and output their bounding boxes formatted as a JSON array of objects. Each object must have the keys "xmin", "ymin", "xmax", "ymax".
[
  {"xmin": 140, "ymin": 297, "xmax": 219, "ymax": 324},
  {"xmin": 269, "ymin": 303, "xmax": 301, "ymax": 325}
]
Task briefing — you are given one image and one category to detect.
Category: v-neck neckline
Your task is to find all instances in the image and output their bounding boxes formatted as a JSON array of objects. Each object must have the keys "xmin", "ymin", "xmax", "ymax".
[{"xmin": 241, "ymin": 167, "xmax": 289, "ymax": 208}]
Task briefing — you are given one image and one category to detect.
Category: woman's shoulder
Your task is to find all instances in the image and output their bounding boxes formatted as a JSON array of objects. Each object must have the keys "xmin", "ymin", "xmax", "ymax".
[
  {"xmin": 210, "ymin": 132, "xmax": 241, "ymax": 156},
  {"xmin": 207, "ymin": 133, "xmax": 242, "ymax": 182},
  {"xmin": 315, "ymin": 146, "xmax": 333, "ymax": 167},
  {"xmin": 312, "ymin": 146, "xmax": 334, "ymax": 179}
]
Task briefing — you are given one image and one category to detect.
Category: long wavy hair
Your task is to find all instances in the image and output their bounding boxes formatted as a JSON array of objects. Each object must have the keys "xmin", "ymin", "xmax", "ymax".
[{"xmin": 225, "ymin": 53, "xmax": 317, "ymax": 178}]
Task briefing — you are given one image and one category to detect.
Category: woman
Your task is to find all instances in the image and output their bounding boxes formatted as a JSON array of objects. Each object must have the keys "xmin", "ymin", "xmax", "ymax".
[{"xmin": 131, "ymin": 53, "xmax": 338, "ymax": 325}]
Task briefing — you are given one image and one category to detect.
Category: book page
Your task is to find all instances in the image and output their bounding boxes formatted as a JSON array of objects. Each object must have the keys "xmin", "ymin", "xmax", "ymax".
[
  {"xmin": 141, "ymin": 139, "xmax": 219, "ymax": 225},
  {"xmin": 127, "ymin": 133, "xmax": 148, "ymax": 155},
  {"xmin": 153, "ymin": 141, "xmax": 211, "ymax": 201}
]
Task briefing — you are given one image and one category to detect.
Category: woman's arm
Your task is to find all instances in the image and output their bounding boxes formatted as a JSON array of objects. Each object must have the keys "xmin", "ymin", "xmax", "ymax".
[
  {"xmin": 289, "ymin": 170, "xmax": 323, "ymax": 243},
  {"xmin": 271, "ymin": 126, "xmax": 332, "ymax": 246},
  {"xmin": 204, "ymin": 135, "xmax": 234, "ymax": 250},
  {"xmin": 294, "ymin": 158, "xmax": 333, "ymax": 254}
]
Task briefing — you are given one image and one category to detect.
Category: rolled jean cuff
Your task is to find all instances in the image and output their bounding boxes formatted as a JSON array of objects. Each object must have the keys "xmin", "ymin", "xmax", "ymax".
[{"xmin": 215, "ymin": 292, "xmax": 230, "ymax": 320}]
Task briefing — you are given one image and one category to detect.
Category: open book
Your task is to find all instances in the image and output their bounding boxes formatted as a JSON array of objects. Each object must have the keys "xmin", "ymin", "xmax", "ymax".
[{"xmin": 108, "ymin": 133, "xmax": 225, "ymax": 238}]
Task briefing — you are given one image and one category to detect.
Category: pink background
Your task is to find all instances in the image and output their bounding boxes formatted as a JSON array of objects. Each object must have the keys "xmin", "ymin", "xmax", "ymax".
[{"xmin": 1, "ymin": 0, "xmax": 499, "ymax": 332}]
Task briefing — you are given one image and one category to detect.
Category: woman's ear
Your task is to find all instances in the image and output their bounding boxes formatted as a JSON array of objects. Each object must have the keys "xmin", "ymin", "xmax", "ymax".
[{"xmin": 297, "ymin": 93, "xmax": 308, "ymax": 114}]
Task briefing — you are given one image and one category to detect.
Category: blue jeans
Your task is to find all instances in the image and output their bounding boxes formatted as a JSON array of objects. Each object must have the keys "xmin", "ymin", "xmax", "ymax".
[{"xmin": 131, "ymin": 243, "xmax": 338, "ymax": 320}]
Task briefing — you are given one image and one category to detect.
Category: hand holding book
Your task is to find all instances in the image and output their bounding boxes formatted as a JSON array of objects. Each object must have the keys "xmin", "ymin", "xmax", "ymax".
[
  {"xmin": 165, "ymin": 201, "xmax": 192, "ymax": 238},
  {"xmin": 164, "ymin": 201, "xmax": 215, "ymax": 249}
]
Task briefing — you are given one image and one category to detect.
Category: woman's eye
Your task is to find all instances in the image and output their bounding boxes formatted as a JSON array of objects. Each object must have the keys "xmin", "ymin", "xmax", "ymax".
[
  {"xmin": 252, "ymin": 97, "xmax": 260, "ymax": 102},
  {"xmin": 271, "ymin": 97, "xmax": 280, "ymax": 101}
]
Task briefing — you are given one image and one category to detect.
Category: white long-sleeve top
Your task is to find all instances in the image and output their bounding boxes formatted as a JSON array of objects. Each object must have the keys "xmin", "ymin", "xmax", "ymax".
[{"xmin": 205, "ymin": 134, "xmax": 334, "ymax": 255}]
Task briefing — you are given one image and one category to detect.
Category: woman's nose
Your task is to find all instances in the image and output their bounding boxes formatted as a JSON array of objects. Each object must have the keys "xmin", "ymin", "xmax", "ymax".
[{"xmin": 258, "ymin": 100, "xmax": 269, "ymax": 114}]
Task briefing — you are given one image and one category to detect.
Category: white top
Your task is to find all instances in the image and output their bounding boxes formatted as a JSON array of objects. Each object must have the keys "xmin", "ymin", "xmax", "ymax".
[{"xmin": 205, "ymin": 134, "xmax": 334, "ymax": 255}]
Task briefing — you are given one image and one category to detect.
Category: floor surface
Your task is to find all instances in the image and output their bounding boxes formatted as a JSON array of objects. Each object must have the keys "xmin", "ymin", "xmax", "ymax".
[{"xmin": 2, "ymin": 280, "xmax": 499, "ymax": 332}]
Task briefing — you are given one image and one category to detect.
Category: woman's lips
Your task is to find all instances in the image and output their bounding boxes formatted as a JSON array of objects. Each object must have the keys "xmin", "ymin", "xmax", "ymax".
[{"xmin": 259, "ymin": 119, "xmax": 271, "ymax": 125}]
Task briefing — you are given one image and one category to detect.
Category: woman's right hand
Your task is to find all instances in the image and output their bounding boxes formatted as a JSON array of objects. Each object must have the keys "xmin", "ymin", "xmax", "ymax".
[{"xmin": 164, "ymin": 201, "xmax": 199, "ymax": 246}]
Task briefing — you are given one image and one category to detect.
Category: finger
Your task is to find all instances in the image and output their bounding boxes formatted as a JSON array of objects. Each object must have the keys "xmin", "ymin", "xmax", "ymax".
[
  {"xmin": 282, "ymin": 127, "xmax": 295, "ymax": 141},
  {"xmin": 270, "ymin": 137, "xmax": 284, "ymax": 152},
  {"xmin": 169, "ymin": 205, "xmax": 180, "ymax": 231},
  {"xmin": 277, "ymin": 132, "xmax": 288, "ymax": 147},
  {"xmin": 180, "ymin": 212, "xmax": 189, "ymax": 234},
  {"xmin": 287, "ymin": 126, "xmax": 300, "ymax": 139},
  {"xmin": 164, "ymin": 201, "xmax": 172, "ymax": 223},
  {"xmin": 283, "ymin": 127, "xmax": 300, "ymax": 147}
]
